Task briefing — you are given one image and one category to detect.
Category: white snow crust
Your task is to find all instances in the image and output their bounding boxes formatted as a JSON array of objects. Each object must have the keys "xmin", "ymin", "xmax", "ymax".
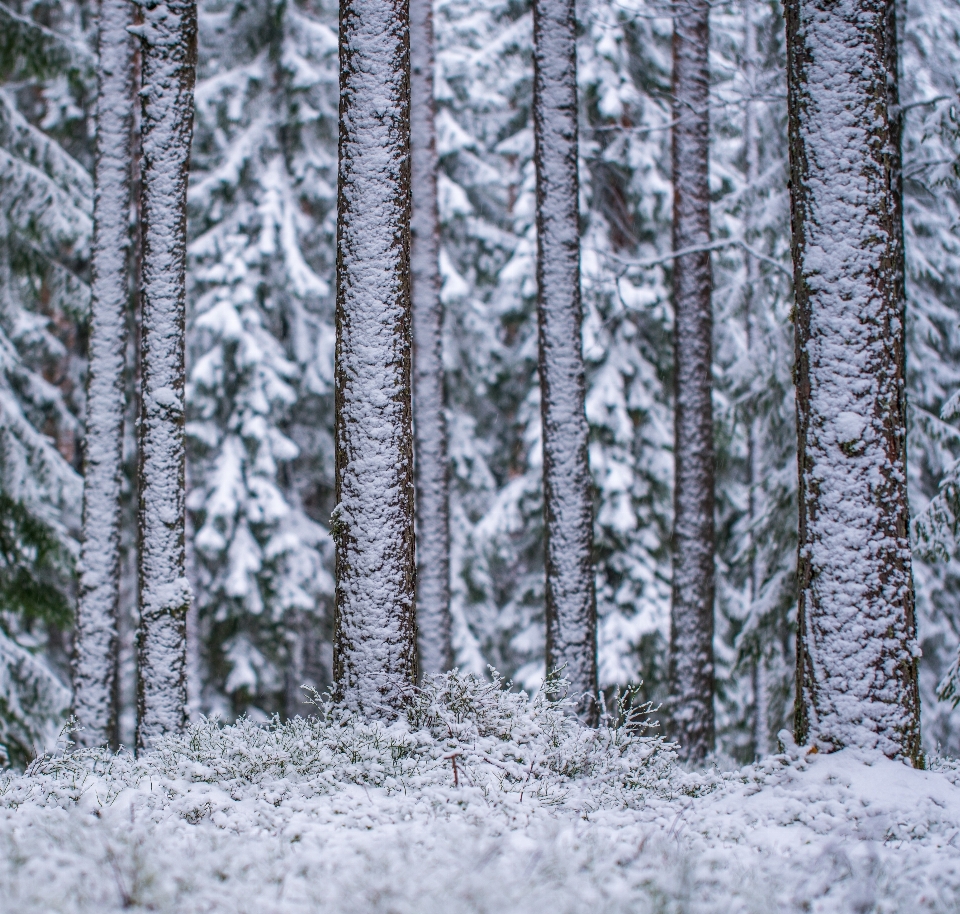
[{"xmin": 2, "ymin": 673, "xmax": 960, "ymax": 912}]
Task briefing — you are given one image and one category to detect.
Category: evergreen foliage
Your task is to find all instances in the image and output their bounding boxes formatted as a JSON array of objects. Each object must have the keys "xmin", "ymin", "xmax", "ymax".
[
  {"xmin": 186, "ymin": 0, "xmax": 337, "ymax": 720},
  {"xmin": 0, "ymin": 0, "xmax": 91, "ymax": 766}
]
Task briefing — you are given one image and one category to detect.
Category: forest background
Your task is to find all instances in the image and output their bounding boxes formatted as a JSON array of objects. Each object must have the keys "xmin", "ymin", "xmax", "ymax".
[{"xmin": 2, "ymin": 0, "xmax": 960, "ymax": 767}]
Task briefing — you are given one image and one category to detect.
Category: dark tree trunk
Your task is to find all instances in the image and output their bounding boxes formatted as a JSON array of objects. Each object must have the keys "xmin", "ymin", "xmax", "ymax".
[
  {"xmin": 411, "ymin": 0, "xmax": 453, "ymax": 677},
  {"xmin": 786, "ymin": 0, "xmax": 922, "ymax": 764},
  {"xmin": 533, "ymin": 0, "xmax": 598, "ymax": 721},
  {"xmin": 72, "ymin": 0, "xmax": 134, "ymax": 749},
  {"xmin": 667, "ymin": 0, "xmax": 716, "ymax": 763},
  {"xmin": 135, "ymin": 0, "xmax": 197, "ymax": 751},
  {"xmin": 333, "ymin": 0, "xmax": 418, "ymax": 716}
]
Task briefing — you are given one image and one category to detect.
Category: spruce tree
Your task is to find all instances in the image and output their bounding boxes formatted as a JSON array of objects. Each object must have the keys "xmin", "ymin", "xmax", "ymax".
[
  {"xmin": 0, "ymin": 0, "xmax": 91, "ymax": 764},
  {"xmin": 71, "ymin": 0, "xmax": 134, "ymax": 749},
  {"xmin": 135, "ymin": 0, "xmax": 198, "ymax": 749},
  {"xmin": 786, "ymin": 0, "xmax": 922, "ymax": 763},
  {"xmin": 186, "ymin": 0, "xmax": 337, "ymax": 720},
  {"xmin": 668, "ymin": 0, "xmax": 716, "ymax": 762},
  {"xmin": 334, "ymin": 0, "xmax": 418, "ymax": 715},
  {"xmin": 411, "ymin": 0, "xmax": 453, "ymax": 676},
  {"xmin": 533, "ymin": 0, "xmax": 598, "ymax": 718}
]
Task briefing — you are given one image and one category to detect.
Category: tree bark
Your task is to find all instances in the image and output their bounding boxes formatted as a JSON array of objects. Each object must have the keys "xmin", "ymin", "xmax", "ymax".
[
  {"xmin": 333, "ymin": 0, "xmax": 418, "ymax": 716},
  {"xmin": 743, "ymin": 0, "xmax": 767, "ymax": 760},
  {"xmin": 667, "ymin": 0, "xmax": 716, "ymax": 763},
  {"xmin": 533, "ymin": 0, "xmax": 598, "ymax": 722},
  {"xmin": 786, "ymin": 0, "xmax": 922, "ymax": 764},
  {"xmin": 135, "ymin": 0, "xmax": 197, "ymax": 751},
  {"xmin": 410, "ymin": 0, "xmax": 452, "ymax": 677},
  {"xmin": 72, "ymin": 0, "xmax": 134, "ymax": 750}
]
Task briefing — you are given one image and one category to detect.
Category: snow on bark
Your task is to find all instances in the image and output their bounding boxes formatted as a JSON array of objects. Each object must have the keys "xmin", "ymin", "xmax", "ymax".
[
  {"xmin": 71, "ymin": 0, "xmax": 134, "ymax": 749},
  {"xmin": 533, "ymin": 0, "xmax": 598, "ymax": 720},
  {"xmin": 786, "ymin": 0, "xmax": 922, "ymax": 763},
  {"xmin": 743, "ymin": 0, "xmax": 767, "ymax": 759},
  {"xmin": 667, "ymin": 0, "xmax": 716, "ymax": 762},
  {"xmin": 334, "ymin": 0, "xmax": 418, "ymax": 715},
  {"xmin": 134, "ymin": 0, "xmax": 197, "ymax": 751},
  {"xmin": 410, "ymin": 0, "xmax": 452, "ymax": 677}
]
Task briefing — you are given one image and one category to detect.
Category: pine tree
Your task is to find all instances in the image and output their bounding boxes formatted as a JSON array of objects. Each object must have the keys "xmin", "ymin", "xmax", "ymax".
[
  {"xmin": 411, "ymin": 0, "xmax": 453, "ymax": 676},
  {"xmin": 532, "ymin": 0, "xmax": 598, "ymax": 717},
  {"xmin": 434, "ymin": 0, "xmax": 676, "ymax": 698},
  {"xmin": 708, "ymin": 0, "xmax": 796, "ymax": 762},
  {"xmin": 786, "ymin": 0, "xmax": 922, "ymax": 763},
  {"xmin": 135, "ymin": 0, "xmax": 198, "ymax": 749},
  {"xmin": 0, "ymin": 0, "xmax": 92, "ymax": 764},
  {"xmin": 334, "ymin": 0, "xmax": 418, "ymax": 715},
  {"xmin": 71, "ymin": 0, "xmax": 134, "ymax": 749},
  {"xmin": 668, "ymin": 0, "xmax": 715, "ymax": 761},
  {"xmin": 186, "ymin": 0, "xmax": 338, "ymax": 720}
]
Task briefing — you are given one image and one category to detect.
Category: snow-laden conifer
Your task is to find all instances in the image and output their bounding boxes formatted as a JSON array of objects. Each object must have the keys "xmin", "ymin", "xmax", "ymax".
[
  {"xmin": 334, "ymin": 0, "xmax": 418, "ymax": 715},
  {"xmin": 896, "ymin": 0, "xmax": 960, "ymax": 752},
  {"xmin": 135, "ymin": 0, "xmax": 198, "ymax": 749},
  {"xmin": 786, "ymin": 0, "xmax": 921, "ymax": 762},
  {"xmin": 185, "ymin": 0, "xmax": 338, "ymax": 719},
  {"xmin": 0, "ymin": 0, "xmax": 92, "ymax": 764},
  {"xmin": 668, "ymin": 0, "xmax": 716, "ymax": 762},
  {"xmin": 72, "ymin": 0, "xmax": 135, "ymax": 750},
  {"xmin": 533, "ymin": 0, "xmax": 598, "ymax": 718},
  {"xmin": 411, "ymin": 0, "xmax": 453, "ymax": 676}
]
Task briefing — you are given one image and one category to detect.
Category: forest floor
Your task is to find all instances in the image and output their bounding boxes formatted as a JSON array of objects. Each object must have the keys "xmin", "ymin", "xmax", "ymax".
[{"xmin": 0, "ymin": 675, "xmax": 958, "ymax": 913}]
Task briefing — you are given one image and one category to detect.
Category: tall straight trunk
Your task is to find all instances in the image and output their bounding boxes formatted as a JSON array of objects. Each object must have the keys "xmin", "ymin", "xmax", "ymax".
[
  {"xmin": 134, "ymin": 0, "xmax": 197, "ymax": 751},
  {"xmin": 333, "ymin": 0, "xmax": 418, "ymax": 716},
  {"xmin": 532, "ymin": 0, "xmax": 598, "ymax": 721},
  {"xmin": 668, "ymin": 0, "xmax": 716, "ymax": 763},
  {"xmin": 742, "ymin": 0, "xmax": 767, "ymax": 759},
  {"xmin": 786, "ymin": 0, "xmax": 921, "ymax": 763},
  {"xmin": 71, "ymin": 0, "xmax": 134, "ymax": 749},
  {"xmin": 410, "ymin": 0, "xmax": 452, "ymax": 676}
]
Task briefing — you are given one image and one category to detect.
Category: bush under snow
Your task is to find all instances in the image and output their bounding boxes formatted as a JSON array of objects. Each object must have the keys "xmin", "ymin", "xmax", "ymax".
[{"xmin": 0, "ymin": 672, "xmax": 959, "ymax": 912}]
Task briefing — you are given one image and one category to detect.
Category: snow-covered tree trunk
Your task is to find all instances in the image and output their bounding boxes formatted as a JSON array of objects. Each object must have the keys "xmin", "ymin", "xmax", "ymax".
[
  {"xmin": 410, "ymin": 0, "xmax": 452, "ymax": 676},
  {"xmin": 333, "ymin": 0, "xmax": 418, "ymax": 715},
  {"xmin": 742, "ymin": 0, "xmax": 767, "ymax": 759},
  {"xmin": 667, "ymin": 0, "xmax": 716, "ymax": 762},
  {"xmin": 135, "ymin": 0, "xmax": 197, "ymax": 750},
  {"xmin": 786, "ymin": 0, "xmax": 922, "ymax": 763},
  {"xmin": 71, "ymin": 0, "xmax": 134, "ymax": 749},
  {"xmin": 533, "ymin": 0, "xmax": 598, "ymax": 720}
]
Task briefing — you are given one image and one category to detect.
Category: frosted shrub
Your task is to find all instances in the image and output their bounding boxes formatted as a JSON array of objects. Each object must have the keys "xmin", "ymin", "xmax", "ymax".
[{"xmin": 1, "ymin": 671, "xmax": 680, "ymax": 812}]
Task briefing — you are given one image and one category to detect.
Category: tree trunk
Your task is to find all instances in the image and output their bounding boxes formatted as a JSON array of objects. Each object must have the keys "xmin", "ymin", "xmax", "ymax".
[
  {"xmin": 410, "ymin": 0, "xmax": 452, "ymax": 677},
  {"xmin": 533, "ymin": 0, "xmax": 598, "ymax": 721},
  {"xmin": 742, "ymin": 0, "xmax": 767, "ymax": 760},
  {"xmin": 135, "ymin": 0, "xmax": 197, "ymax": 751},
  {"xmin": 786, "ymin": 0, "xmax": 922, "ymax": 764},
  {"xmin": 71, "ymin": 0, "xmax": 134, "ymax": 750},
  {"xmin": 333, "ymin": 0, "xmax": 418, "ymax": 716},
  {"xmin": 667, "ymin": 0, "xmax": 716, "ymax": 763}
]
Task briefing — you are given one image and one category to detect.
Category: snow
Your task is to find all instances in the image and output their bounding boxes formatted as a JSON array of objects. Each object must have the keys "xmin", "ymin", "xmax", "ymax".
[{"xmin": 2, "ymin": 674, "xmax": 960, "ymax": 912}]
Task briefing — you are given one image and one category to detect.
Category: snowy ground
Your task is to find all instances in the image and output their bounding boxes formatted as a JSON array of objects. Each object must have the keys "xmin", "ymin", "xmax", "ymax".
[{"xmin": 1, "ymin": 675, "xmax": 959, "ymax": 913}]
